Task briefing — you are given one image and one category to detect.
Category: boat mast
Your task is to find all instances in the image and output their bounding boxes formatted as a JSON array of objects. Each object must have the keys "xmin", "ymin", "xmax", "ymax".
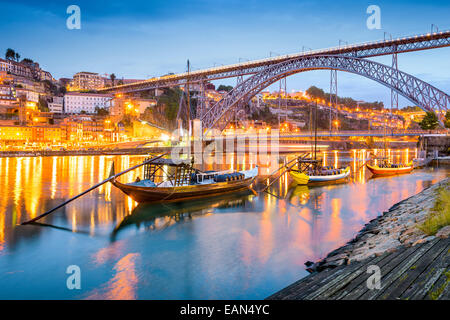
[
  {"xmin": 314, "ymin": 100, "xmax": 318, "ymax": 161},
  {"xmin": 186, "ymin": 59, "xmax": 191, "ymax": 137}
]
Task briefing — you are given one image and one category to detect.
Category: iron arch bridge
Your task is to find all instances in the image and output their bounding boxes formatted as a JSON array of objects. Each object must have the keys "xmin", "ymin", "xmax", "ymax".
[{"xmin": 201, "ymin": 55, "xmax": 449, "ymax": 134}]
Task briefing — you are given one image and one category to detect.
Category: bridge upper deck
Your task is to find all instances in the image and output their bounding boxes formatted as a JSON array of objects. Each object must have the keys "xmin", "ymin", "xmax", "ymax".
[{"xmin": 99, "ymin": 31, "xmax": 450, "ymax": 93}]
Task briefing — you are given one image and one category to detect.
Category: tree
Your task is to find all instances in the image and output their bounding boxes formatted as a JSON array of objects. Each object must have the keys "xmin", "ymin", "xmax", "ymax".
[
  {"xmin": 38, "ymin": 96, "xmax": 49, "ymax": 112},
  {"xmin": 419, "ymin": 112, "xmax": 439, "ymax": 130},
  {"xmin": 306, "ymin": 86, "xmax": 326, "ymax": 100},
  {"xmin": 15, "ymin": 52, "xmax": 20, "ymax": 62},
  {"xmin": 5, "ymin": 48, "xmax": 15, "ymax": 60},
  {"xmin": 95, "ymin": 107, "xmax": 109, "ymax": 116},
  {"xmin": 110, "ymin": 73, "xmax": 116, "ymax": 86},
  {"xmin": 217, "ymin": 85, "xmax": 233, "ymax": 92},
  {"xmin": 445, "ymin": 111, "xmax": 450, "ymax": 129},
  {"xmin": 59, "ymin": 86, "xmax": 67, "ymax": 95},
  {"xmin": 401, "ymin": 105, "xmax": 422, "ymax": 112},
  {"xmin": 158, "ymin": 88, "xmax": 182, "ymax": 121}
]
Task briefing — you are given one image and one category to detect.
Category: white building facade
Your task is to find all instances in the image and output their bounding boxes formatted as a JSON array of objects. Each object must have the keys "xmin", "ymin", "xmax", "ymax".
[
  {"xmin": 64, "ymin": 92, "xmax": 113, "ymax": 114},
  {"xmin": 48, "ymin": 96, "xmax": 64, "ymax": 113}
]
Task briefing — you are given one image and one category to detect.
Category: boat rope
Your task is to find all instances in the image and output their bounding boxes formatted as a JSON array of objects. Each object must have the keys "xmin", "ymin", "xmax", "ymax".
[{"xmin": 255, "ymin": 152, "xmax": 310, "ymax": 193}]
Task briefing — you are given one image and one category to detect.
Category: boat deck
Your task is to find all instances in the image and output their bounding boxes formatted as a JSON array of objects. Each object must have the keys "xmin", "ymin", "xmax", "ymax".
[{"xmin": 267, "ymin": 238, "xmax": 450, "ymax": 300}]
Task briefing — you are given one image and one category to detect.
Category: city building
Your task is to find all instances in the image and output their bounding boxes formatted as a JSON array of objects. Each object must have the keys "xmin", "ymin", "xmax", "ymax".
[
  {"xmin": 109, "ymin": 97, "xmax": 157, "ymax": 119},
  {"xmin": 61, "ymin": 115, "xmax": 121, "ymax": 142},
  {"xmin": 0, "ymin": 125, "xmax": 62, "ymax": 143},
  {"xmin": 0, "ymin": 58, "xmax": 54, "ymax": 82},
  {"xmin": 63, "ymin": 92, "xmax": 113, "ymax": 114},
  {"xmin": 0, "ymin": 58, "xmax": 33, "ymax": 78},
  {"xmin": 48, "ymin": 96, "xmax": 63, "ymax": 114},
  {"xmin": 68, "ymin": 72, "xmax": 104, "ymax": 91},
  {"xmin": 14, "ymin": 87, "xmax": 39, "ymax": 103}
]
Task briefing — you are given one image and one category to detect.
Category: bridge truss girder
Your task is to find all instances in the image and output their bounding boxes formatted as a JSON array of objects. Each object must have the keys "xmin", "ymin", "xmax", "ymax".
[
  {"xmin": 200, "ymin": 55, "xmax": 449, "ymax": 134},
  {"xmin": 99, "ymin": 32, "xmax": 450, "ymax": 94}
]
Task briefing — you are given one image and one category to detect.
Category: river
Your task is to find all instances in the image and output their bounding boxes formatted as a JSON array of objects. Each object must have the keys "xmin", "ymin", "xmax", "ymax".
[{"xmin": 0, "ymin": 149, "xmax": 448, "ymax": 299}]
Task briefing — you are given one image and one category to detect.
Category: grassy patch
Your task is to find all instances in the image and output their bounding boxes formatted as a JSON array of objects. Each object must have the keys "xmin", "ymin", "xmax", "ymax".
[
  {"xmin": 417, "ymin": 185, "xmax": 450, "ymax": 236},
  {"xmin": 429, "ymin": 270, "xmax": 450, "ymax": 300}
]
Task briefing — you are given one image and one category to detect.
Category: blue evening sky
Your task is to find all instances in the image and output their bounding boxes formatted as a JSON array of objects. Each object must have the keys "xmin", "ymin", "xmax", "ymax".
[{"xmin": 1, "ymin": 0, "xmax": 449, "ymax": 107}]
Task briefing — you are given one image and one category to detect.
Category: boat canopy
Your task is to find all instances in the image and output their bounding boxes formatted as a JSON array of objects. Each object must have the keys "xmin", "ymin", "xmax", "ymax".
[{"xmin": 149, "ymin": 158, "xmax": 192, "ymax": 166}]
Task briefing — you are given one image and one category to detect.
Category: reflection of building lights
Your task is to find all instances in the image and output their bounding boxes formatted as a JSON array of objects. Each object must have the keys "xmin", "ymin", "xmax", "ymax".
[{"xmin": 160, "ymin": 134, "xmax": 170, "ymax": 142}]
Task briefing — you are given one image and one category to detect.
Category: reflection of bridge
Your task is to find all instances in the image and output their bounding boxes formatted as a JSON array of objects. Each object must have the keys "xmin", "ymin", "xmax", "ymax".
[{"xmin": 99, "ymin": 31, "xmax": 450, "ymax": 131}]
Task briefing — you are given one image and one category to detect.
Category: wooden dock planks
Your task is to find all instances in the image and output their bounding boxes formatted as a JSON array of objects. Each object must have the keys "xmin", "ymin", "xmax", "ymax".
[{"xmin": 267, "ymin": 238, "xmax": 450, "ymax": 300}]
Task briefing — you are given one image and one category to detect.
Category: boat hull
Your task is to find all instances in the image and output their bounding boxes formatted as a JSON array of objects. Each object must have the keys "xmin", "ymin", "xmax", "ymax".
[
  {"xmin": 112, "ymin": 176, "xmax": 256, "ymax": 203},
  {"xmin": 289, "ymin": 167, "xmax": 351, "ymax": 185},
  {"xmin": 366, "ymin": 162, "xmax": 413, "ymax": 176}
]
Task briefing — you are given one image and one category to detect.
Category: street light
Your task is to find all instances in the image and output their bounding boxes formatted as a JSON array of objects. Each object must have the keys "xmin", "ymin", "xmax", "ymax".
[{"xmin": 333, "ymin": 120, "xmax": 340, "ymax": 131}]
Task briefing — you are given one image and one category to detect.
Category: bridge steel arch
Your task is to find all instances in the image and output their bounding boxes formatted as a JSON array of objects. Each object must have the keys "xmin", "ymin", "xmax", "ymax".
[{"xmin": 201, "ymin": 55, "xmax": 449, "ymax": 133}]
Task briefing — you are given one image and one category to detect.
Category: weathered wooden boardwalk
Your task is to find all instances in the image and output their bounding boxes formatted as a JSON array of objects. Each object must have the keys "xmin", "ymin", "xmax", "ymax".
[{"xmin": 267, "ymin": 238, "xmax": 450, "ymax": 300}]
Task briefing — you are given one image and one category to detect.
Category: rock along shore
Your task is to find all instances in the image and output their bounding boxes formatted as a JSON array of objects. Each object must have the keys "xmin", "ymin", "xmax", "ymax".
[{"xmin": 306, "ymin": 177, "xmax": 450, "ymax": 273}]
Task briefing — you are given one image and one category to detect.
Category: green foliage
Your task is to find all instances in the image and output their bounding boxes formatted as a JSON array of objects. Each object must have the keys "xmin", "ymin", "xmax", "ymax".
[
  {"xmin": 429, "ymin": 270, "xmax": 450, "ymax": 300},
  {"xmin": 120, "ymin": 115, "xmax": 133, "ymax": 128},
  {"xmin": 407, "ymin": 120, "xmax": 421, "ymax": 130},
  {"xmin": 5, "ymin": 48, "xmax": 16, "ymax": 60},
  {"xmin": 419, "ymin": 112, "xmax": 439, "ymax": 130},
  {"xmin": 21, "ymin": 58, "xmax": 34, "ymax": 64},
  {"xmin": 305, "ymin": 86, "xmax": 384, "ymax": 110},
  {"xmin": 59, "ymin": 86, "xmax": 67, "ymax": 95},
  {"xmin": 217, "ymin": 85, "xmax": 233, "ymax": 92},
  {"xmin": 158, "ymin": 88, "xmax": 182, "ymax": 121},
  {"xmin": 251, "ymin": 106, "xmax": 278, "ymax": 125},
  {"xmin": 38, "ymin": 96, "xmax": 49, "ymax": 112},
  {"xmin": 306, "ymin": 86, "xmax": 326, "ymax": 99},
  {"xmin": 445, "ymin": 111, "xmax": 450, "ymax": 129},
  {"xmin": 417, "ymin": 185, "xmax": 450, "ymax": 236},
  {"xmin": 95, "ymin": 107, "xmax": 109, "ymax": 116},
  {"xmin": 401, "ymin": 106, "xmax": 422, "ymax": 112},
  {"xmin": 110, "ymin": 73, "xmax": 116, "ymax": 86},
  {"xmin": 42, "ymin": 80, "xmax": 58, "ymax": 95}
]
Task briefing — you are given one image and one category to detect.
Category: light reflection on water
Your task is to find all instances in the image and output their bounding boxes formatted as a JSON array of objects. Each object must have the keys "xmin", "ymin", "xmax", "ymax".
[{"xmin": 0, "ymin": 149, "xmax": 448, "ymax": 299}]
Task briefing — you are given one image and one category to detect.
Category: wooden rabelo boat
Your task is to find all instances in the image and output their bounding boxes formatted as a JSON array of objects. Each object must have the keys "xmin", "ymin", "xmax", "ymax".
[
  {"xmin": 366, "ymin": 160, "xmax": 413, "ymax": 176},
  {"xmin": 289, "ymin": 158, "xmax": 351, "ymax": 185},
  {"xmin": 110, "ymin": 158, "xmax": 258, "ymax": 203},
  {"xmin": 286, "ymin": 100, "xmax": 351, "ymax": 186}
]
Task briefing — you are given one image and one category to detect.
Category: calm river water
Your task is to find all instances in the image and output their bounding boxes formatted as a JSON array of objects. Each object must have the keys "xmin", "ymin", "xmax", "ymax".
[{"xmin": 0, "ymin": 149, "xmax": 448, "ymax": 299}]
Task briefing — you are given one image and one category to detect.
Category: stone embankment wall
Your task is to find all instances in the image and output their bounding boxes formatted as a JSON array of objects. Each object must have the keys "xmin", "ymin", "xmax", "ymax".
[{"xmin": 307, "ymin": 178, "xmax": 450, "ymax": 273}]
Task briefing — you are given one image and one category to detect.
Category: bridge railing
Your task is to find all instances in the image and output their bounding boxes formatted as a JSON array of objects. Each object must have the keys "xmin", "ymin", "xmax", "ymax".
[{"xmin": 99, "ymin": 30, "xmax": 450, "ymax": 93}]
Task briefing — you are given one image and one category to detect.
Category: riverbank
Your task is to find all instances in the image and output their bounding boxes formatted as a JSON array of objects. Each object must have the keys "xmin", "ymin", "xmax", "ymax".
[
  {"xmin": 268, "ymin": 177, "xmax": 450, "ymax": 300},
  {"xmin": 0, "ymin": 147, "xmax": 171, "ymax": 158},
  {"xmin": 306, "ymin": 177, "xmax": 450, "ymax": 273}
]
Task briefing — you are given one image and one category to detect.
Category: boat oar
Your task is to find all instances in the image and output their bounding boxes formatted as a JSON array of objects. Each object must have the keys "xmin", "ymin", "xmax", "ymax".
[
  {"xmin": 248, "ymin": 185, "xmax": 258, "ymax": 196},
  {"xmin": 21, "ymin": 152, "xmax": 169, "ymax": 225}
]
